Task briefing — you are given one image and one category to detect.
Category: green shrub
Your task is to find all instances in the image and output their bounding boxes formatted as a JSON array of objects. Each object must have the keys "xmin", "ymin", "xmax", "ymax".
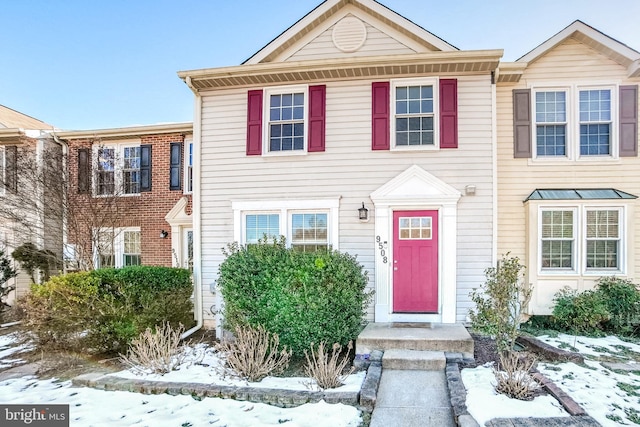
[
  {"xmin": 22, "ymin": 266, "xmax": 194, "ymax": 353},
  {"xmin": 552, "ymin": 287, "xmax": 609, "ymax": 335},
  {"xmin": 469, "ymin": 254, "xmax": 531, "ymax": 353},
  {"xmin": 218, "ymin": 237, "xmax": 372, "ymax": 356},
  {"xmin": 596, "ymin": 277, "xmax": 640, "ymax": 335}
]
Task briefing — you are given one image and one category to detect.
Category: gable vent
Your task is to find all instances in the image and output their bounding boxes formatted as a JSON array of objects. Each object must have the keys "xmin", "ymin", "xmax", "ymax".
[{"xmin": 332, "ymin": 16, "xmax": 367, "ymax": 53}]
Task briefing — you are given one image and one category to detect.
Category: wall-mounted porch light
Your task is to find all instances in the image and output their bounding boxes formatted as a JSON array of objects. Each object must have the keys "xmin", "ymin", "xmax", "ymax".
[
  {"xmin": 358, "ymin": 202, "xmax": 369, "ymax": 222},
  {"xmin": 160, "ymin": 230, "xmax": 169, "ymax": 239}
]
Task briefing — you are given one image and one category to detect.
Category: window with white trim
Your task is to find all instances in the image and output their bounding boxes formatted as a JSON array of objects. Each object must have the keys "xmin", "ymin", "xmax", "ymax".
[
  {"xmin": 265, "ymin": 86, "xmax": 307, "ymax": 153},
  {"xmin": 234, "ymin": 199, "xmax": 339, "ymax": 250},
  {"xmin": 184, "ymin": 139, "xmax": 193, "ymax": 193},
  {"xmin": 94, "ymin": 227, "xmax": 141, "ymax": 268},
  {"xmin": 539, "ymin": 207, "xmax": 623, "ymax": 273},
  {"xmin": 533, "ymin": 86, "xmax": 616, "ymax": 159},
  {"xmin": 392, "ymin": 78, "xmax": 439, "ymax": 149},
  {"xmin": 93, "ymin": 143, "xmax": 141, "ymax": 196}
]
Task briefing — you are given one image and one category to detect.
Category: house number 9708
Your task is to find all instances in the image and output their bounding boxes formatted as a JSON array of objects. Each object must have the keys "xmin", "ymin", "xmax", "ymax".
[{"xmin": 376, "ymin": 236, "xmax": 388, "ymax": 263}]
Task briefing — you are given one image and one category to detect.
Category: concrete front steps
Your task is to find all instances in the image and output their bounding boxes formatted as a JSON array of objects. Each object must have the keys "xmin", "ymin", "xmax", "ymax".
[
  {"xmin": 356, "ymin": 322, "xmax": 474, "ymax": 360},
  {"xmin": 382, "ymin": 349, "xmax": 446, "ymax": 370}
]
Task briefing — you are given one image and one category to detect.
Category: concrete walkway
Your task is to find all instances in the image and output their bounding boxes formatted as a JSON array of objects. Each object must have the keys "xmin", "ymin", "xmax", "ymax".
[{"xmin": 369, "ymin": 369, "xmax": 455, "ymax": 427}]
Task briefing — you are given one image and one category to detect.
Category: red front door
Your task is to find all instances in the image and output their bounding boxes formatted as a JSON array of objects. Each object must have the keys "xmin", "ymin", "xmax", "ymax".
[{"xmin": 393, "ymin": 210, "xmax": 439, "ymax": 313}]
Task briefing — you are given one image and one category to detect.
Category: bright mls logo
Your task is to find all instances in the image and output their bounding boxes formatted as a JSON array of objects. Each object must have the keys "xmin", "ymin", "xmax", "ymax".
[{"xmin": 1, "ymin": 405, "xmax": 69, "ymax": 426}]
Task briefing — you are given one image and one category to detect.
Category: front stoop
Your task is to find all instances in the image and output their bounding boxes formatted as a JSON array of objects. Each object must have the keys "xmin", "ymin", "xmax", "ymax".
[
  {"xmin": 382, "ymin": 350, "xmax": 446, "ymax": 370},
  {"xmin": 356, "ymin": 323, "xmax": 474, "ymax": 360}
]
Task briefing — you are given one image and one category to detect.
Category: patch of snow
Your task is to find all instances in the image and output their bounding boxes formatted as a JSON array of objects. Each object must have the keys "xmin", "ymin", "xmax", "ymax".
[
  {"xmin": 0, "ymin": 376, "xmax": 362, "ymax": 427},
  {"xmin": 111, "ymin": 344, "xmax": 366, "ymax": 393},
  {"xmin": 462, "ymin": 365, "xmax": 568, "ymax": 426},
  {"xmin": 537, "ymin": 334, "xmax": 640, "ymax": 359}
]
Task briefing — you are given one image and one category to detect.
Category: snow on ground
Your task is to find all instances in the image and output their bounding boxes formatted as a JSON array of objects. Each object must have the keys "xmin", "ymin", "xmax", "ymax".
[
  {"xmin": 462, "ymin": 363, "xmax": 568, "ymax": 426},
  {"xmin": 112, "ymin": 343, "xmax": 365, "ymax": 393},
  {"xmin": 463, "ymin": 333, "xmax": 640, "ymax": 426},
  {"xmin": 0, "ymin": 331, "xmax": 32, "ymax": 369},
  {"xmin": 536, "ymin": 334, "xmax": 640, "ymax": 427},
  {"xmin": 0, "ymin": 336, "xmax": 363, "ymax": 426},
  {"xmin": 0, "ymin": 376, "xmax": 362, "ymax": 427}
]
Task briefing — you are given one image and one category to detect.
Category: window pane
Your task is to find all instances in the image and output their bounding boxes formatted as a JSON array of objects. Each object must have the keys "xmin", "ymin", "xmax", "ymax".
[
  {"xmin": 536, "ymin": 125, "xmax": 566, "ymax": 156},
  {"xmin": 579, "ymin": 90, "xmax": 611, "ymax": 156},
  {"xmin": 246, "ymin": 214, "xmax": 280, "ymax": 243},
  {"xmin": 541, "ymin": 210, "xmax": 574, "ymax": 269},
  {"xmin": 398, "ymin": 216, "xmax": 432, "ymax": 240},
  {"xmin": 268, "ymin": 92, "xmax": 305, "ymax": 152},
  {"xmin": 394, "ymin": 84, "xmax": 435, "ymax": 147},
  {"xmin": 291, "ymin": 213, "xmax": 328, "ymax": 252}
]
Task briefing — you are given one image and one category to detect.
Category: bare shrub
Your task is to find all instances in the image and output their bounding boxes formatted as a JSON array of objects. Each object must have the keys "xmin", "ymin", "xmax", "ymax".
[
  {"xmin": 304, "ymin": 341, "xmax": 354, "ymax": 390},
  {"xmin": 215, "ymin": 325, "xmax": 291, "ymax": 382},
  {"xmin": 493, "ymin": 351, "xmax": 539, "ymax": 400},
  {"xmin": 120, "ymin": 322, "xmax": 189, "ymax": 375}
]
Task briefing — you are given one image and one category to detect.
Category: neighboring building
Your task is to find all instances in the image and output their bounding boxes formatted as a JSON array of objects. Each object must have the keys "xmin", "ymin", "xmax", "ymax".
[
  {"xmin": 179, "ymin": 0, "xmax": 501, "ymax": 329},
  {"xmin": 0, "ymin": 105, "xmax": 60, "ymax": 303},
  {"xmin": 497, "ymin": 21, "xmax": 640, "ymax": 314},
  {"xmin": 57, "ymin": 123, "xmax": 194, "ymax": 272}
]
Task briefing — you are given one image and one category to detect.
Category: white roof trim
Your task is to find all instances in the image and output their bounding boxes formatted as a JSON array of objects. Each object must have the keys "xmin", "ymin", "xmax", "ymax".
[
  {"xmin": 518, "ymin": 20, "xmax": 640, "ymax": 66},
  {"xmin": 165, "ymin": 196, "xmax": 192, "ymax": 227},
  {"xmin": 244, "ymin": 0, "xmax": 456, "ymax": 65},
  {"xmin": 370, "ymin": 164, "xmax": 461, "ymax": 205}
]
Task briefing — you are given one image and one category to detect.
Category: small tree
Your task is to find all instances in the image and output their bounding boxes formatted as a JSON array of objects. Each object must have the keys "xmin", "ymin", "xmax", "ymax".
[
  {"xmin": 470, "ymin": 254, "xmax": 531, "ymax": 353},
  {"xmin": 11, "ymin": 242, "xmax": 61, "ymax": 283},
  {"xmin": 0, "ymin": 248, "xmax": 19, "ymax": 311},
  {"xmin": 470, "ymin": 254, "xmax": 537, "ymax": 400}
]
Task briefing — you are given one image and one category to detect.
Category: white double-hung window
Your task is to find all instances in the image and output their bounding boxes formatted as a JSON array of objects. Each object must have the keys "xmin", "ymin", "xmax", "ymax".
[
  {"xmin": 233, "ymin": 199, "xmax": 339, "ymax": 251},
  {"xmin": 94, "ymin": 142, "xmax": 141, "ymax": 196},
  {"xmin": 94, "ymin": 227, "xmax": 141, "ymax": 268},
  {"xmin": 539, "ymin": 206, "xmax": 623, "ymax": 274},
  {"xmin": 265, "ymin": 86, "xmax": 307, "ymax": 153},
  {"xmin": 392, "ymin": 78, "xmax": 439, "ymax": 149},
  {"xmin": 532, "ymin": 86, "xmax": 616, "ymax": 160}
]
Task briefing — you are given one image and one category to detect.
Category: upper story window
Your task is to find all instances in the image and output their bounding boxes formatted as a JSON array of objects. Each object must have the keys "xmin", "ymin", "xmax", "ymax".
[
  {"xmin": 535, "ymin": 91, "xmax": 567, "ymax": 156},
  {"xmin": 94, "ymin": 143, "xmax": 141, "ymax": 196},
  {"xmin": 530, "ymin": 86, "xmax": 617, "ymax": 160},
  {"xmin": 395, "ymin": 84, "xmax": 435, "ymax": 147},
  {"xmin": 579, "ymin": 89, "xmax": 611, "ymax": 156},
  {"xmin": 391, "ymin": 78, "xmax": 439, "ymax": 150},
  {"xmin": 268, "ymin": 91, "xmax": 305, "ymax": 152},
  {"xmin": 246, "ymin": 85, "xmax": 326, "ymax": 156}
]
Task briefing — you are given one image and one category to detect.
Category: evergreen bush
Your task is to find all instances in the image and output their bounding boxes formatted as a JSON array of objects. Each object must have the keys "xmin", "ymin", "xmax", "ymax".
[{"xmin": 218, "ymin": 237, "xmax": 372, "ymax": 356}]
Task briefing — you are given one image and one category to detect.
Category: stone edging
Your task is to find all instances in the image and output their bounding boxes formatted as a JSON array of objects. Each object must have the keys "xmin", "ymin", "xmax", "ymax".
[
  {"xmin": 517, "ymin": 336, "xmax": 584, "ymax": 364},
  {"xmin": 72, "ymin": 362, "xmax": 383, "ymax": 413}
]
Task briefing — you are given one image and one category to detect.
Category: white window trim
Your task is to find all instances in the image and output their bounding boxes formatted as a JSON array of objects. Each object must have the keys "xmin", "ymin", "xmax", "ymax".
[
  {"xmin": 538, "ymin": 207, "xmax": 577, "ymax": 273},
  {"xmin": 262, "ymin": 85, "xmax": 309, "ymax": 157},
  {"xmin": 232, "ymin": 198, "xmax": 340, "ymax": 250},
  {"xmin": 530, "ymin": 84, "xmax": 619, "ymax": 163},
  {"xmin": 183, "ymin": 138, "xmax": 193, "ymax": 194},
  {"xmin": 390, "ymin": 77, "xmax": 440, "ymax": 151},
  {"xmin": 91, "ymin": 139, "xmax": 142, "ymax": 197},
  {"xmin": 93, "ymin": 226, "xmax": 141, "ymax": 268},
  {"xmin": 537, "ymin": 205, "xmax": 626, "ymax": 276}
]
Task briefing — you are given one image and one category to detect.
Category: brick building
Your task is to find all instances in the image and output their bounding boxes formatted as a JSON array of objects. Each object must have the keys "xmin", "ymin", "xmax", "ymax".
[{"xmin": 57, "ymin": 123, "xmax": 193, "ymax": 271}]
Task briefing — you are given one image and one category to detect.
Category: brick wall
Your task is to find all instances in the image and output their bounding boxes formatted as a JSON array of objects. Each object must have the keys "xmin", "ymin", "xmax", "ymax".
[{"xmin": 66, "ymin": 132, "xmax": 193, "ymax": 268}]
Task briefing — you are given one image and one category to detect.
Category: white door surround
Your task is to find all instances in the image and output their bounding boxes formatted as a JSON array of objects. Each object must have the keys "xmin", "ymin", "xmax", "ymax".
[{"xmin": 370, "ymin": 165, "xmax": 461, "ymax": 323}]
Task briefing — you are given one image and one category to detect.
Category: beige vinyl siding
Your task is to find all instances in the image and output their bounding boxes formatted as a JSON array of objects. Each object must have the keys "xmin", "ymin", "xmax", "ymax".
[
  {"xmin": 199, "ymin": 74, "xmax": 495, "ymax": 324},
  {"xmin": 286, "ymin": 22, "xmax": 416, "ymax": 62},
  {"xmin": 497, "ymin": 37, "xmax": 640, "ymax": 314}
]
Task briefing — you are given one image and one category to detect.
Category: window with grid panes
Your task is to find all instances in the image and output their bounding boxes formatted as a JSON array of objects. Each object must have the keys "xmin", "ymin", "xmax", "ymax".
[
  {"xmin": 395, "ymin": 85, "xmax": 434, "ymax": 146},
  {"xmin": 541, "ymin": 210, "xmax": 574, "ymax": 269},
  {"xmin": 245, "ymin": 214, "xmax": 280, "ymax": 243},
  {"xmin": 579, "ymin": 89, "xmax": 612, "ymax": 156},
  {"xmin": 268, "ymin": 92, "xmax": 305, "ymax": 152},
  {"xmin": 291, "ymin": 213, "xmax": 328, "ymax": 251},
  {"xmin": 585, "ymin": 209, "xmax": 619, "ymax": 269},
  {"xmin": 535, "ymin": 91, "xmax": 567, "ymax": 156}
]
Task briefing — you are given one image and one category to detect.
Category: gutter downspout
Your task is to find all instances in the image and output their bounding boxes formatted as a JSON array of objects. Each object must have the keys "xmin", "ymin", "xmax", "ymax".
[
  {"xmin": 50, "ymin": 131, "xmax": 69, "ymax": 273},
  {"xmin": 181, "ymin": 76, "xmax": 203, "ymax": 339}
]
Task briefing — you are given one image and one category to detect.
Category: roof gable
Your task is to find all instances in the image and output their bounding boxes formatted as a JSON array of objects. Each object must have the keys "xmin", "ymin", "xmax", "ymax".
[
  {"xmin": 518, "ymin": 20, "xmax": 640, "ymax": 75},
  {"xmin": 0, "ymin": 104, "xmax": 53, "ymax": 130},
  {"xmin": 244, "ymin": 0, "xmax": 457, "ymax": 65}
]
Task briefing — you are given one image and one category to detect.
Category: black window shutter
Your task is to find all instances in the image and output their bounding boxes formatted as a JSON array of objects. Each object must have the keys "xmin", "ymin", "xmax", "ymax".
[
  {"xmin": 140, "ymin": 144, "xmax": 152, "ymax": 192},
  {"xmin": 169, "ymin": 142, "xmax": 182, "ymax": 190},
  {"xmin": 77, "ymin": 148, "xmax": 90, "ymax": 194},
  {"xmin": 5, "ymin": 145, "xmax": 17, "ymax": 193}
]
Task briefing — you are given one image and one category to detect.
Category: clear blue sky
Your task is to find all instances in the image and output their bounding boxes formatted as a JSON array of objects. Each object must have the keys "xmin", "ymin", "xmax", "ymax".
[{"xmin": 2, "ymin": 0, "xmax": 639, "ymax": 130}]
